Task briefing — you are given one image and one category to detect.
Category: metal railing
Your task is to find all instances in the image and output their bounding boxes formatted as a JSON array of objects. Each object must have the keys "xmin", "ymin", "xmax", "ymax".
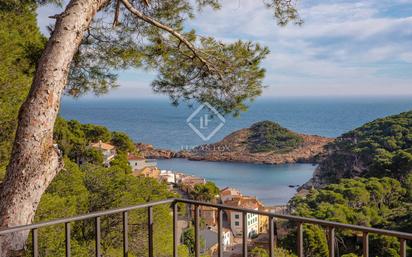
[{"xmin": 0, "ymin": 198, "xmax": 411, "ymax": 257}]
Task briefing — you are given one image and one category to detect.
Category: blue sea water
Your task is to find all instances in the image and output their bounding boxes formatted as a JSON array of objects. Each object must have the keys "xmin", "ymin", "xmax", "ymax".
[
  {"xmin": 60, "ymin": 96, "xmax": 412, "ymax": 204},
  {"xmin": 156, "ymin": 159, "xmax": 316, "ymax": 205}
]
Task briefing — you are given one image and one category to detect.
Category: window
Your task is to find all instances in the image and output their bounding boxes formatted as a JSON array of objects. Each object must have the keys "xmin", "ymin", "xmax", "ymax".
[
  {"xmin": 235, "ymin": 214, "xmax": 239, "ymax": 219},
  {"xmin": 235, "ymin": 221, "xmax": 239, "ymax": 226}
]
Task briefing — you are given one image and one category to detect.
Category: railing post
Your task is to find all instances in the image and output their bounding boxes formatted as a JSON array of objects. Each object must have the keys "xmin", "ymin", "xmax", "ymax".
[
  {"xmin": 148, "ymin": 206, "xmax": 154, "ymax": 257},
  {"xmin": 328, "ymin": 227, "xmax": 335, "ymax": 257},
  {"xmin": 173, "ymin": 202, "xmax": 178, "ymax": 257},
  {"xmin": 65, "ymin": 223, "xmax": 71, "ymax": 257},
  {"xmin": 218, "ymin": 208, "xmax": 223, "ymax": 257},
  {"xmin": 123, "ymin": 211, "xmax": 128, "ymax": 257},
  {"xmin": 95, "ymin": 217, "xmax": 101, "ymax": 257},
  {"xmin": 297, "ymin": 222, "xmax": 303, "ymax": 257},
  {"xmin": 362, "ymin": 232, "xmax": 369, "ymax": 257},
  {"xmin": 269, "ymin": 216, "xmax": 274, "ymax": 257},
  {"xmin": 194, "ymin": 205, "xmax": 200, "ymax": 257},
  {"xmin": 400, "ymin": 238, "xmax": 406, "ymax": 257},
  {"xmin": 32, "ymin": 228, "xmax": 39, "ymax": 257},
  {"xmin": 243, "ymin": 212, "xmax": 248, "ymax": 257}
]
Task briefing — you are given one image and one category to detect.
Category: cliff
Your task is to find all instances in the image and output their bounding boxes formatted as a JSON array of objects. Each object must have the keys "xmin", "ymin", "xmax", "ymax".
[
  {"xmin": 304, "ymin": 110, "xmax": 412, "ymax": 189},
  {"xmin": 181, "ymin": 121, "xmax": 333, "ymax": 164}
]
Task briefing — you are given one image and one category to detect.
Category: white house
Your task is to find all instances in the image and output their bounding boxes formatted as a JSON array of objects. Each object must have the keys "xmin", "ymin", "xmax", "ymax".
[
  {"xmin": 127, "ymin": 154, "xmax": 156, "ymax": 171},
  {"xmin": 89, "ymin": 141, "xmax": 116, "ymax": 165},
  {"xmin": 159, "ymin": 170, "xmax": 177, "ymax": 184},
  {"xmin": 225, "ymin": 197, "xmax": 259, "ymax": 238}
]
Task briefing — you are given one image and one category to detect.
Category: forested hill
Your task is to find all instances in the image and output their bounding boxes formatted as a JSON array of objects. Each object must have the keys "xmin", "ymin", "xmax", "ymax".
[
  {"xmin": 182, "ymin": 121, "xmax": 333, "ymax": 164},
  {"xmin": 289, "ymin": 111, "xmax": 412, "ymax": 257},
  {"xmin": 308, "ymin": 110, "xmax": 412, "ymax": 187}
]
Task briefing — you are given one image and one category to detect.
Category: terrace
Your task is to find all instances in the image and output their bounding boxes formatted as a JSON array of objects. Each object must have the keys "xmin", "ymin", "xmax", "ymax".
[{"xmin": 0, "ymin": 198, "xmax": 411, "ymax": 257}]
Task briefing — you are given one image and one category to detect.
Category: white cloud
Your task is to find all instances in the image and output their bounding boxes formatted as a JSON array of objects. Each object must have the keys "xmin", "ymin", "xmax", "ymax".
[
  {"xmin": 188, "ymin": 0, "xmax": 412, "ymax": 96},
  {"xmin": 37, "ymin": 0, "xmax": 412, "ymax": 98}
]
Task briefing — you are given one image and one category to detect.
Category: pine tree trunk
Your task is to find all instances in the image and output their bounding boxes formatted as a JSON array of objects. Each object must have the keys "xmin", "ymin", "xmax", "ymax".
[{"xmin": 0, "ymin": 0, "xmax": 108, "ymax": 255}]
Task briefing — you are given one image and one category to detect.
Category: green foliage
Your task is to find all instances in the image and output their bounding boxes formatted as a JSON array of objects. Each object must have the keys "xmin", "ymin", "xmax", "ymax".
[
  {"xmin": 288, "ymin": 177, "xmax": 410, "ymax": 256},
  {"xmin": 302, "ymin": 225, "xmax": 329, "ymax": 257},
  {"xmin": 247, "ymin": 121, "xmax": 304, "ymax": 153},
  {"xmin": 53, "ymin": 117, "xmax": 136, "ymax": 165},
  {"xmin": 111, "ymin": 131, "xmax": 136, "ymax": 152},
  {"xmin": 19, "ymin": 117, "xmax": 189, "ymax": 256},
  {"xmin": 151, "ymin": 37, "xmax": 269, "ymax": 114},
  {"xmin": 318, "ymin": 111, "xmax": 412, "ymax": 183},
  {"xmin": 82, "ymin": 123, "xmax": 111, "ymax": 142},
  {"xmin": 250, "ymin": 246, "xmax": 296, "ymax": 257},
  {"xmin": 250, "ymin": 247, "xmax": 269, "ymax": 257},
  {"xmin": 28, "ymin": 157, "xmax": 188, "ymax": 256},
  {"xmin": 109, "ymin": 152, "xmax": 132, "ymax": 173},
  {"xmin": 181, "ymin": 226, "xmax": 206, "ymax": 257},
  {"xmin": 0, "ymin": 1, "xmax": 45, "ymax": 176},
  {"xmin": 182, "ymin": 226, "xmax": 196, "ymax": 255},
  {"xmin": 189, "ymin": 181, "xmax": 219, "ymax": 202}
]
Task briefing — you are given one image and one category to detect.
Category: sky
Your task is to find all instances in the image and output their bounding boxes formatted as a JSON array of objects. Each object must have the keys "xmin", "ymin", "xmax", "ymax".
[{"xmin": 37, "ymin": 0, "xmax": 412, "ymax": 98}]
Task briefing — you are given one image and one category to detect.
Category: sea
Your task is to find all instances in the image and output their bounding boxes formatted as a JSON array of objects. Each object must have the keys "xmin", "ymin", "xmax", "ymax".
[{"xmin": 60, "ymin": 96, "xmax": 412, "ymax": 205}]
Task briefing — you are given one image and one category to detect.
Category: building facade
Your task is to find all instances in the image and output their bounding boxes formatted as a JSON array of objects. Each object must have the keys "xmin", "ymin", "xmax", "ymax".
[{"xmin": 89, "ymin": 141, "xmax": 116, "ymax": 165}]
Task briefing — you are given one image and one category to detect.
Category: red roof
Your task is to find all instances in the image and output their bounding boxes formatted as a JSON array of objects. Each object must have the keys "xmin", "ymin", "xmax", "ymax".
[
  {"xmin": 90, "ymin": 141, "xmax": 115, "ymax": 150},
  {"xmin": 127, "ymin": 153, "xmax": 145, "ymax": 161}
]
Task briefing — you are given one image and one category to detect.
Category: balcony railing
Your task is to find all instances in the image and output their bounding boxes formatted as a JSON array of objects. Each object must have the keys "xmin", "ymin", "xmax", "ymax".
[{"xmin": 0, "ymin": 198, "xmax": 411, "ymax": 257}]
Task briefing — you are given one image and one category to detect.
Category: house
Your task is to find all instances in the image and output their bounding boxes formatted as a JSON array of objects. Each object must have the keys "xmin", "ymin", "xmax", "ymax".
[
  {"xmin": 127, "ymin": 154, "xmax": 157, "ymax": 172},
  {"xmin": 220, "ymin": 187, "xmax": 242, "ymax": 203},
  {"xmin": 90, "ymin": 141, "xmax": 116, "ymax": 165},
  {"xmin": 159, "ymin": 170, "xmax": 177, "ymax": 184},
  {"xmin": 224, "ymin": 196, "xmax": 260, "ymax": 238},
  {"xmin": 135, "ymin": 166, "xmax": 160, "ymax": 179},
  {"xmin": 179, "ymin": 175, "xmax": 206, "ymax": 192}
]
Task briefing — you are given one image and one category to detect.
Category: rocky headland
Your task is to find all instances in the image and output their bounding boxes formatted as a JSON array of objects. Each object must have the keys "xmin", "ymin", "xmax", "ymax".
[
  {"xmin": 183, "ymin": 121, "xmax": 333, "ymax": 164},
  {"xmin": 137, "ymin": 121, "xmax": 333, "ymax": 165}
]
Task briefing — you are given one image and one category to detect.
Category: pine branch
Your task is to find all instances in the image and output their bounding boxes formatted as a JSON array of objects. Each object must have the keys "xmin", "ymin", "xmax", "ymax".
[
  {"xmin": 112, "ymin": 0, "xmax": 121, "ymax": 27},
  {"xmin": 120, "ymin": 0, "xmax": 222, "ymax": 79}
]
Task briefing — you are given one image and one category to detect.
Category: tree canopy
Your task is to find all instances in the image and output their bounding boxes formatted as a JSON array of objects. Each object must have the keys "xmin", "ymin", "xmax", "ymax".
[
  {"xmin": 316, "ymin": 111, "xmax": 412, "ymax": 184},
  {"xmin": 248, "ymin": 121, "xmax": 304, "ymax": 153},
  {"xmin": 25, "ymin": 116, "xmax": 189, "ymax": 256},
  {"xmin": 0, "ymin": 1, "xmax": 45, "ymax": 177},
  {"xmin": 189, "ymin": 181, "xmax": 219, "ymax": 202},
  {"xmin": 286, "ymin": 177, "xmax": 412, "ymax": 257}
]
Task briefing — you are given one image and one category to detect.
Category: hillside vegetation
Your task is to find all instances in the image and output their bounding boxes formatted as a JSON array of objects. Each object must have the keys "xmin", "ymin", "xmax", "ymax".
[
  {"xmin": 184, "ymin": 121, "xmax": 331, "ymax": 164},
  {"xmin": 288, "ymin": 177, "xmax": 412, "ymax": 257},
  {"xmin": 295, "ymin": 111, "xmax": 412, "ymax": 257},
  {"xmin": 248, "ymin": 121, "xmax": 304, "ymax": 153},
  {"xmin": 313, "ymin": 111, "xmax": 412, "ymax": 186},
  {"xmin": 24, "ymin": 119, "xmax": 190, "ymax": 257}
]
